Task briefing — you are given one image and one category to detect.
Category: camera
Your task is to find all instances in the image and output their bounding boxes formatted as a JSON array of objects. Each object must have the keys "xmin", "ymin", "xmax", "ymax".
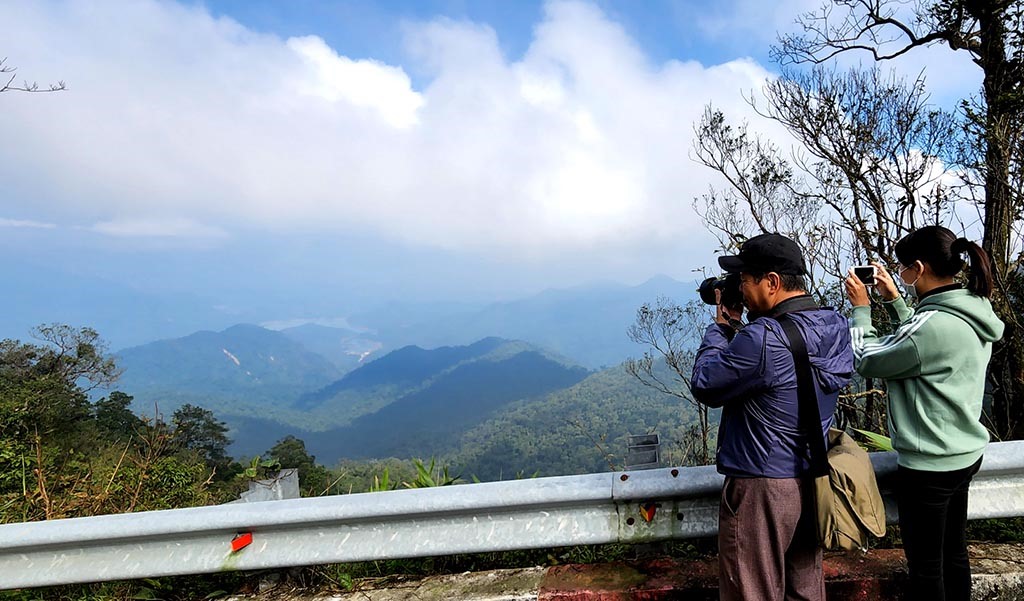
[{"xmin": 698, "ymin": 273, "xmax": 744, "ymax": 312}]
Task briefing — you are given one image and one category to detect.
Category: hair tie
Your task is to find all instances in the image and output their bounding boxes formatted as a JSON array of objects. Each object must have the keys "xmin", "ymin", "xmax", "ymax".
[{"xmin": 951, "ymin": 237, "xmax": 971, "ymax": 254}]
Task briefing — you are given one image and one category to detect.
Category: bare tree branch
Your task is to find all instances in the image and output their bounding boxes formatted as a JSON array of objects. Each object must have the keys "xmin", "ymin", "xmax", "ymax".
[{"xmin": 0, "ymin": 57, "xmax": 66, "ymax": 94}]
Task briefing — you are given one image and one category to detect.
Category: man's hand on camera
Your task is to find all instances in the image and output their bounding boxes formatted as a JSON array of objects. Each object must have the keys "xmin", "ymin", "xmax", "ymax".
[
  {"xmin": 714, "ymin": 290, "xmax": 728, "ymax": 324},
  {"xmin": 714, "ymin": 290, "xmax": 743, "ymax": 330}
]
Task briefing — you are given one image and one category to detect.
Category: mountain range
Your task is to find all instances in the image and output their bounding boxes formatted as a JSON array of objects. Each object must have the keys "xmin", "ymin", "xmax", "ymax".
[
  {"xmin": 217, "ymin": 341, "xmax": 713, "ymax": 476},
  {"xmin": 117, "ymin": 331, "xmax": 594, "ymax": 462},
  {"xmin": 0, "ymin": 258, "xmax": 698, "ymax": 369},
  {"xmin": 116, "ymin": 323, "xmax": 345, "ymax": 412},
  {"xmin": 100, "ymin": 275, "xmax": 707, "ymax": 476},
  {"xmin": 348, "ymin": 275, "xmax": 698, "ymax": 369}
]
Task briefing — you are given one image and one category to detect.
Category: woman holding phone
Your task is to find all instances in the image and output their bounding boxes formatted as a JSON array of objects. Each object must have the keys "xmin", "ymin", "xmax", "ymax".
[{"xmin": 844, "ymin": 225, "xmax": 1004, "ymax": 601}]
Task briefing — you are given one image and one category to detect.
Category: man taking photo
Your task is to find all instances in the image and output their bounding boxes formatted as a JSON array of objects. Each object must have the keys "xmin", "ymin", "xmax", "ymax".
[{"xmin": 690, "ymin": 233, "xmax": 854, "ymax": 601}]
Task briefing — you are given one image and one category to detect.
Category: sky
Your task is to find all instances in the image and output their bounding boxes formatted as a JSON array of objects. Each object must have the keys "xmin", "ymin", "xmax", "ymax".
[{"xmin": 0, "ymin": 0, "xmax": 984, "ymax": 343}]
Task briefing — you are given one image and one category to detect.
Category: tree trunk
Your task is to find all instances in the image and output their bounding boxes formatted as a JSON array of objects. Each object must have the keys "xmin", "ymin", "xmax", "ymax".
[
  {"xmin": 976, "ymin": 1, "xmax": 1013, "ymax": 275},
  {"xmin": 973, "ymin": 0, "xmax": 1024, "ymax": 440}
]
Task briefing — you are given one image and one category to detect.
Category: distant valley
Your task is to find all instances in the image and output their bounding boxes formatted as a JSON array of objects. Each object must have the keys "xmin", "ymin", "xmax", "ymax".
[{"xmin": 99, "ymin": 275, "xmax": 708, "ymax": 478}]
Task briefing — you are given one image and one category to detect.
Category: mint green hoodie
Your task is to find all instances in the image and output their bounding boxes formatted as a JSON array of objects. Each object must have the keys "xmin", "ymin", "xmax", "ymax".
[{"xmin": 850, "ymin": 289, "xmax": 1004, "ymax": 471}]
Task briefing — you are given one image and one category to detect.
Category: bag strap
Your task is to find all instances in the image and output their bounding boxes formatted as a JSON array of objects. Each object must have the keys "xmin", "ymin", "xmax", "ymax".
[{"xmin": 777, "ymin": 314, "xmax": 829, "ymax": 477}]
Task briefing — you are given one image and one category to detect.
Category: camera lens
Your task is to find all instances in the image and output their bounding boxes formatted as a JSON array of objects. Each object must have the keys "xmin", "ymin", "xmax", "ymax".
[{"xmin": 698, "ymin": 277, "xmax": 720, "ymax": 305}]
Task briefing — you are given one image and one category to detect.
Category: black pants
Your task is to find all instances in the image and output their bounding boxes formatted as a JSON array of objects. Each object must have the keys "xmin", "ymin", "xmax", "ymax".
[{"xmin": 897, "ymin": 458, "xmax": 982, "ymax": 601}]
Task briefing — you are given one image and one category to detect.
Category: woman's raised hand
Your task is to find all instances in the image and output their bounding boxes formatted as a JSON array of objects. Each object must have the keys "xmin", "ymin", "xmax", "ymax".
[
  {"xmin": 845, "ymin": 269, "xmax": 870, "ymax": 307},
  {"xmin": 871, "ymin": 261, "xmax": 900, "ymax": 301}
]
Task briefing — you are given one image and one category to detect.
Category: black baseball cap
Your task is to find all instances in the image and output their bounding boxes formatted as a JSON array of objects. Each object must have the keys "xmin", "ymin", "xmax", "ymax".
[{"xmin": 718, "ymin": 233, "xmax": 808, "ymax": 275}]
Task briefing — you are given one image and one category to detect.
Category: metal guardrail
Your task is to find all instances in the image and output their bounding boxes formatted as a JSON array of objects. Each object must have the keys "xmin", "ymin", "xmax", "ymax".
[{"xmin": 2, "ymin": 440, "xmax": 1023, "ymax": 590}]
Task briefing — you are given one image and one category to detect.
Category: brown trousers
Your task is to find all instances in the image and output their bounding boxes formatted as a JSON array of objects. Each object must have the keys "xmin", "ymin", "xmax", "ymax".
[{"xmin": 718, "ymin": 476, "xmax": 824, "ymax": 601}]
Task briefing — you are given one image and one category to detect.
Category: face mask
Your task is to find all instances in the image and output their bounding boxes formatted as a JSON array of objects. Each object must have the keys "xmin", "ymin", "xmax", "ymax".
[{"xmin": 902, "ymin": 263, "xmax": 922, "ymax": 302}]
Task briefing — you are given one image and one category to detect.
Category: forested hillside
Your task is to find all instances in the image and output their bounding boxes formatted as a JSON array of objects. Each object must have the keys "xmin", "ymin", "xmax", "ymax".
[
  {"xmin": 0, "ymin": 325, "xmax": 240, "ymax": 523},
  {"xmin": 295, "ymin": 337, "xmax": 512, "ymax": 408},
  {"xmin": 303, "ymin": 349, "xmax": 591, "ymax": 461},
  {"xmin": 117, "ymin": 324, "xmax": 343, "ymax": 411},
  {"xmin": 104, "ymin": 322, "xmax": 707, "ymax": 476},
  {"xmin": 447, "ymin": 363, "xmax": 715, "ymax": 480},
  {"xmin": 228, "ymin": 339, "xmax": 591, "ymax": 460},
  {"xmin": 0, "ymin": 322, "xmax": 708, "ymax": 529}
]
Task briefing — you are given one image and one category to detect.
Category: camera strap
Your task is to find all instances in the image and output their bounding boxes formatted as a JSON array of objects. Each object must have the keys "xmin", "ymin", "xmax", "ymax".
[{"xmin": 777, "ymin": 314, "xmax": 830, "ymax": 478}]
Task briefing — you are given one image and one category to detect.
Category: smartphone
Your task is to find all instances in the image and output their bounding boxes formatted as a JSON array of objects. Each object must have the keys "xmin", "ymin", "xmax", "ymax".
[{"xmin": 853, "ymin": 265, "xmax": 877, "ymax": 285}]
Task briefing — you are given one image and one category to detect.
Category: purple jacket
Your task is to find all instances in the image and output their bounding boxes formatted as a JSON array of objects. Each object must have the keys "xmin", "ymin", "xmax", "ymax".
[{"xmin": 691, "ymin": 296, "xmax": 854, "ymax": 478}]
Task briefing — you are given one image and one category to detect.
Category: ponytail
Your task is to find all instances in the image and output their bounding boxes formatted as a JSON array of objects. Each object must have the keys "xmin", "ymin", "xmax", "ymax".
[
  {"xmin": 895, "ymin": 226, "xmax": 995, "ymax": 298},
  {"xmin": 951, "ymin": 237, "xmax": 994, "ymax": 298}
]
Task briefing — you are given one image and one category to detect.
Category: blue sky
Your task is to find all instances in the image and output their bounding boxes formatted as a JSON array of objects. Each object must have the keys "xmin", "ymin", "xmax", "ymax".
[
  {"xmin": 196, "ymin": 0, "xmax": 782, "ymax": 70},
  {"xmin": 0, "ymin": 0, "xmax": 982, "ymax": 345}
]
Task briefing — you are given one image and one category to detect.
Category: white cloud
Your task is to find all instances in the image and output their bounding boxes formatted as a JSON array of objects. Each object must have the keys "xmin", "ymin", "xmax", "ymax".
[
  {"xmin": 91, "ymin": 218, "xmax": 227, "ymax": 239},
  {"xmin": 286, "ymin": 36, "xmax": 424, "ymax": 129},
  {"xmin": 0, "ymin": 218, "xmax": 57, "ymax": 229},
  {"xmin": 0, "ymin": 0, "xmax": 796, "ymax": 262}
]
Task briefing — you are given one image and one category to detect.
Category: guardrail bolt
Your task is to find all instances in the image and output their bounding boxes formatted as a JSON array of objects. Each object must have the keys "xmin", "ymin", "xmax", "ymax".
[
  {"xmin": 620, "ymin": 474, "xmax": 629, "ymax": 481},
  {"xmin": 676, "ymin": 512, "xmax": 685, "ymax": 521},
  {"xmin": 670, "ymin": 469, "xmax": 679, "ymax": 477},
  {"xmin": 626, "ymin": 517, "xmax": 635, "ymax": 526}
]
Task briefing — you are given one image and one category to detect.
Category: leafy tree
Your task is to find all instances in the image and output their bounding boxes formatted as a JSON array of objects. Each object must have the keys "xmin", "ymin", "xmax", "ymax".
[
  {"xmin": 0, "ymin": 326, "xmax": 232, "ymax": 521},
  {"xmin": 0, "ymin": 325, "xmax": 120, "ymax": 516},
  {"xmin": 93, "ymin": 391, "xmax": 144, "ymax": 441},
  {"xmin": 0, "ymin": 324, "xmax": 119, "ymax": 437},
  {"xmin": 266, "ymin": 435, "xmax": 315, "ymax": 473},
  {"xmin": 28, "ymin": 323, "xmax": 120, "ymax": 391},
  {"xmin": 265, "ymin": 435, "xmax": 332, "ymax": 495},
  {"xmin": 171, "ymin": 404, "xmax": 231, "ymax": 472}
]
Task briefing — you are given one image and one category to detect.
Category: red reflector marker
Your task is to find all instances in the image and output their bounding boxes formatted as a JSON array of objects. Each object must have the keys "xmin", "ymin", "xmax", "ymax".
[
  {"xmin": 231, "ymin": 532, "xmax": 253, "ymax": 553},
  {"xmin": 640, "ymin": 503, "xmax": 657, "ymax": 523}
]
